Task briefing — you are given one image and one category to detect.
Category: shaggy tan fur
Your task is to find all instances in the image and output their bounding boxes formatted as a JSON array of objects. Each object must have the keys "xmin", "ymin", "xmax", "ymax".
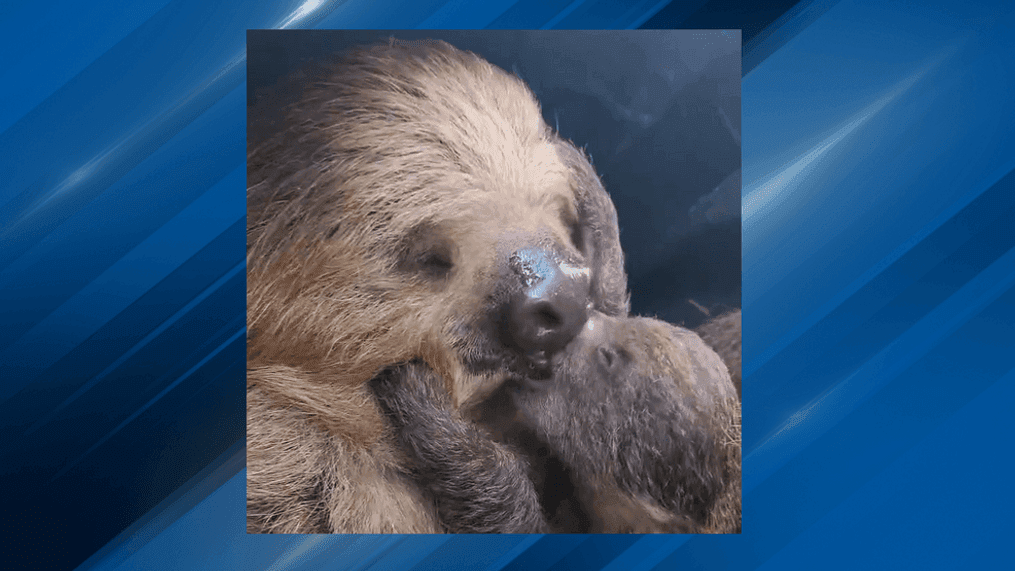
[
  {"xmin": 247, "ymin": 38, "xmax": 740, "ymax": 535},
  {"xmin": 247, "ymin": 39, "xmax": 628, "ymax": 533}
]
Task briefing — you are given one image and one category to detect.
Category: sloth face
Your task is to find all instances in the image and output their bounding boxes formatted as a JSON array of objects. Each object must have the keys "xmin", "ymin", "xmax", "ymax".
[{"xmin": 247, "ymin": 40, "xmax": 629, "ymax": 404}]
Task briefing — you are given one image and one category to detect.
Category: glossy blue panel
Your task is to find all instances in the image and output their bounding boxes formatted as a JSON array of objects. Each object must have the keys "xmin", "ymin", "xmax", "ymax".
[{"xmin": 1, "ymin": 0, "xmax": 1012, "ymax": 569}]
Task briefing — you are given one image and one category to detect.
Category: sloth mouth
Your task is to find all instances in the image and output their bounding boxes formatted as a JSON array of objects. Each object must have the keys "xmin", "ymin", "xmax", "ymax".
[
  {"xmin": 450, "ymin": 315, "xmax": 570, "ymax": 388},
  {"xmin": 455, "ymin": 329, "xmax": 556, "ymax": 381},
  {"xmin": 463, "ymin": 348, "xmax": 554, "ymax": 384},
  {"xmin": 513, "ymin": 350, "xmax": 555, "ymax": 382},
  {"xmin": 506, "ymin": 374, "xmax": 551, "ymax": 394}
]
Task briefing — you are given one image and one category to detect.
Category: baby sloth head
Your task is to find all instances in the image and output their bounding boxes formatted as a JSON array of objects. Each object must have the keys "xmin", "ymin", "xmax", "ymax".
[{"xmin": 509, "ymin": 312, "xmax": 742, "ymax": 533}]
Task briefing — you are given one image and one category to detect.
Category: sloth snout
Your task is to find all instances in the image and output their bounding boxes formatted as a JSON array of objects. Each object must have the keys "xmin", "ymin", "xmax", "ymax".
[{"xmin": 504, "ymin": 247, "xmax": 591, "ymax": 366}]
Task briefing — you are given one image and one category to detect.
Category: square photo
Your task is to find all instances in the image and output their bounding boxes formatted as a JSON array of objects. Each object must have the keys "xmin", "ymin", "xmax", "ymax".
[{"xmin": 246, "ymin": 30, "xmax": 741, "ymax": 534}]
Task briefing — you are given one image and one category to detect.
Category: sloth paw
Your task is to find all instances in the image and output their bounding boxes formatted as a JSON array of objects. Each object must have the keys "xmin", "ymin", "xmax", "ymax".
[{"xmin": 370, "ymin": 359, "xmax": 452, "ymax": 425}]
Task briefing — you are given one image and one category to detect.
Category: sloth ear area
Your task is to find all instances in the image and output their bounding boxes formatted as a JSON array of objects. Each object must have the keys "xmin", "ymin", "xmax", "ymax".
[
  {"xmin": 569, "ymin": 218, "xmax": 592, "ymax": 257},
  {"xmin": 396, "ymin": 224, "xmax": 458, "ymax": 280},
  {"xmin": 554, "ymin": 198, "xmax": 589, "ymax": 258}
]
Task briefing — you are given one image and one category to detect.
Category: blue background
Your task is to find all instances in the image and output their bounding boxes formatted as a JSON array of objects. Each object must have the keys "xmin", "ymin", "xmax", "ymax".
[{"xmin": 1, "ymin": 0, "xmax": 1013, "ymax": 570}]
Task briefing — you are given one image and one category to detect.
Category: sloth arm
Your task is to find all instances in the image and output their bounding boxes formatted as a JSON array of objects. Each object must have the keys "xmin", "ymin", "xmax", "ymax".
[{"xmin": 370, "ymin": 360, "xmax": 549, "ymax": 534}]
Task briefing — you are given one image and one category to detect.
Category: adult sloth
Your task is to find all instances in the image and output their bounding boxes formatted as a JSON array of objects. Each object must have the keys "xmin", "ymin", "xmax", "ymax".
[{"xmin": 246, "ymin": 39, "xmax": 628, "ymax": 533}]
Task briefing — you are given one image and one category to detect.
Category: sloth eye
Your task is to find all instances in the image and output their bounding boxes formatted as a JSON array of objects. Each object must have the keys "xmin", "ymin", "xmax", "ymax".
[
  {"xmin": 398, "ymin": 248, "xmax": 454, "ymax": 280},
  {"xmin": 398, "ymin": 223, "xmax": 457, "ymax": 281},
  {"xmin": 420, "ymin": 251, "xmax": 454, "ymax": 274}
]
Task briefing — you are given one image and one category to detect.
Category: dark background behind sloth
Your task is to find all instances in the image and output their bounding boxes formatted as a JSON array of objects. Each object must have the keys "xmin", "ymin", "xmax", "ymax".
[{"xmin": 247, "ymin": 30, "xmax": 742, "ymax": 329}]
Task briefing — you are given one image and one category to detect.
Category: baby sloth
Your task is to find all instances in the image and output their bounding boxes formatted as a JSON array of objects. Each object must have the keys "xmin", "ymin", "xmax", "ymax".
[{"xmin": 371, "ymin": 312, "xmax": 742, "ymax": 534}]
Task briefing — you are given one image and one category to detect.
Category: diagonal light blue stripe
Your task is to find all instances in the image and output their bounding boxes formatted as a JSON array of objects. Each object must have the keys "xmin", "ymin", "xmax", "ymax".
[
  {"xmin": 741, "ymin": 43, "xmax": 957, "ymax": 291},
  {"xmin": 0, "ymin": 0, "xmax": 342, "ymax": 268},
  {"xmin": 263, "ymin": 536, "xmax": 338, "ymax": 571},
  {"xmin": 744, "ymin": 243, "xmax": 1015, "ymax": 490},
  {"xmin": 341, "ymin": 536, "xmax": 413, "ymax": 571},
  {"xmin": 24, "ymin": 259, "xmax": 245, "ymax": 436},
  {"xmin": 620, "ymin": 0, "xmax": 681, "ymax": 30},
  {"xmin": 273, "ymin": 0, "xmax": 344, "ymax": 29},
  {"xmin": 743, "ymin": 0, "xmax": 841, "ymax": 77},
  {"xmin": 540, "ymin": 0, "xmax": 591, "ymax": 29},
  {"xmin": 49, "ymin": 326, "xmax": 246, "ymax": 484},
  {"xmin": 485, "ymin": 536, "xmax": 544, "ymax": 571},
  {"xmin": 756, "ymin": 363, "xmax": 1015, "ymax": 571},
  {"xmin": 419, "ymin": 0, "xmax": 520, "ymax": 28},
  {"xmin": 603, "ymin": 536, "xmax": 688, "ymax": 571},
  {"xmin": 0, "ymin": 0, "xmax": 173, "ymax": 135},
  {"xmin": 743, "ymin": 54, "xmax": 939, "ymax": 229},
  {"xmin": 740, "ymin": 0, "xmax": 1015, "ymax": 378},
  {"xmin": 642, "ymin": 538, "xmax": 693, "ymax": 571},
  {"xmin": 0, "ymin": 165, "xmax": 244, "ymax": 403},
  {"xmin": 744, "ymin": 161, "xmax": 1015, "ymax": 380},
  {"xmin": 72, "ymin": 439, "xmax": 245, "ymax": 571},
  {"xmin": 83, "ymin": 468, "xmax": 251, "ymax": 571},
  {"xmin": 375, "ymin": 536, "xmax": 458, "ymax": 571},
  {"xmin": 0, "ymin": 61, "xmax": 244, "ymax": 240}
]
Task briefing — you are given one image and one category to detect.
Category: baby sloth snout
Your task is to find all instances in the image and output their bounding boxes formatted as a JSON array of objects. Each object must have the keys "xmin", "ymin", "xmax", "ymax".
[{"xmin": 504, "ymin": 247, "xmax": 591, "ymax": 372}]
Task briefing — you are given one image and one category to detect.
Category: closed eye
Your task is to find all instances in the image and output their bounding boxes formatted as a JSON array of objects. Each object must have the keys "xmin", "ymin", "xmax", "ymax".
[
  {"xmin": 398, "ymin": 222, "xmax": 458, "ymax": 282},
  {"xmin": 421, "ymin": 251, "xmax": 454, "ymax": 273}
]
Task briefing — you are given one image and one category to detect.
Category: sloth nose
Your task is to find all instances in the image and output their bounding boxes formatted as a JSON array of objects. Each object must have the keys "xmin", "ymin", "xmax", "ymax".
[{"xmin": 505, "ymin": 247, "xmax": 591, "ymax": 369}]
